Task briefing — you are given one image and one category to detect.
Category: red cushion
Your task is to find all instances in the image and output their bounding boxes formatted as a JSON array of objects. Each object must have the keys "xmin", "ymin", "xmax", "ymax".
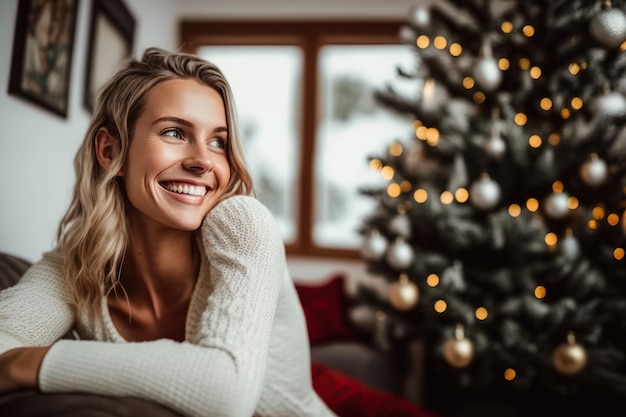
[
  {"xmin": 312, "ymin": 362, "xmax": 438, "ymax": 417},
  {"xmin": 295, "ymin": 274, "xmax": 357, "ymax": 345}
]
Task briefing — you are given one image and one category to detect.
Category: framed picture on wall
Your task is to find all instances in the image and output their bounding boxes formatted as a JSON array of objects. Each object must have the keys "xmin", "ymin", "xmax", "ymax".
[
  {"xmin": 84, "ymin": 0, "xmax": 135, "ymax": 112},
  {"xmin": 8, "ymin": 0, "xmax": 79, "ymax": 118}
]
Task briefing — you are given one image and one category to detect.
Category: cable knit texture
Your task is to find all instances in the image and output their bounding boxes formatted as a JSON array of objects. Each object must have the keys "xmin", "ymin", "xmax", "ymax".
[{"xmin": 0, "ymin": 196, "xmax": 337, "ymax": 417}]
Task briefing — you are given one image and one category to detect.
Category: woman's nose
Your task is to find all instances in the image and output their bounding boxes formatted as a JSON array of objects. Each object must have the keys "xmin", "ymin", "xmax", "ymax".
[{"xmin": 182, "ymin": 146, "xmax": 213, "ymax": 174}]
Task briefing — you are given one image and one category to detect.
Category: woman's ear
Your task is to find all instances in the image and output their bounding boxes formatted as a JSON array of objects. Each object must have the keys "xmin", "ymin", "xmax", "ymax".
[{"xmin": 95, "ymin": 127, "xmax": 123, "ymax": 176}]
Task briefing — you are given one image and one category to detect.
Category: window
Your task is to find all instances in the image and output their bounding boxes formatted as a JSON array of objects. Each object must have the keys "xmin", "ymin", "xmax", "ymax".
[{"xmin": 180, "ymin": 21, "xmax": 414, "ymax": 258}]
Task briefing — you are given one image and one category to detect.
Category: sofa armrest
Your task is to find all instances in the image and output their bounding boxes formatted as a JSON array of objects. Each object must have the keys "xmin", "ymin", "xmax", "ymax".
[
  {"xmin": 0, "ymin": 390, "xmax": 182, "ymax": 417},
  {"xmin": 0, "ymin": 252, "xmax": 31, "ymax": 291},
  {"xmin": 311, "ymin": 341, "xmax": 404, "ymax": 396}
]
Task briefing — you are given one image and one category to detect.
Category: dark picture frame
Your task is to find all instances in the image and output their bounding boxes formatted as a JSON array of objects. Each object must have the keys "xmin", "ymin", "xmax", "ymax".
[
  {"xmin": 84, "ymin": 0, "xmax": 135, "ymax": 112},
  {"xmin": 8, "ymin": 0, "xmax": 79, "ymax": 118}
]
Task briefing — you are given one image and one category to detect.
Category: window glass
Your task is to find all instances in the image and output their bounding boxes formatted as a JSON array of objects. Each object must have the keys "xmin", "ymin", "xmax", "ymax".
[
  {"xmin": 198, "ymin": 46, "xmax": 303, "ymax": 243},
  {"xmin": 314, "ymin": 45, "xmax": 416, "ymax": 248}
]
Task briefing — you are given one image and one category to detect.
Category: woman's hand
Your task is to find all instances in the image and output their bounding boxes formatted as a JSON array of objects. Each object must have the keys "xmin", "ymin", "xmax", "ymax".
[{"xmin": 0, "ymin": 346, "xmax": 50, "ymax": 393}]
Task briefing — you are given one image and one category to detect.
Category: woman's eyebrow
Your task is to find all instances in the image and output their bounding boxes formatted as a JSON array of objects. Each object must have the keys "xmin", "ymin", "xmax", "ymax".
[
  {"xmin": 152, "ymin": 116, "xmax": 193, "ymax": 127},
  {"xmin": 152, "ymin": 117, "xmax": 228, "ymax": 134}
]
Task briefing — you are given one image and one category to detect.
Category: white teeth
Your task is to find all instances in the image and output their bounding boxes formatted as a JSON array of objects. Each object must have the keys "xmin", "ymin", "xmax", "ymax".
[{"xmin": 163, "ymin": 183, "xmax": 207, "ymax": 196}]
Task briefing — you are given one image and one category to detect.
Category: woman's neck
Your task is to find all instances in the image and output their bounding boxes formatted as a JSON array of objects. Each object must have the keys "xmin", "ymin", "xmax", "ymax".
[{"xmin": 117, "ymin": 229, "xmax": 200, "ymax": 319}]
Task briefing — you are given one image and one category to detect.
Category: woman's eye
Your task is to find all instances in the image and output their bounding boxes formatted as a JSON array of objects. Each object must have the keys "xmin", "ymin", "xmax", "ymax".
[
  {"xmin": 209, "ymin": 138, "xmax": 226, "ymax": 150},
  {"xmin": 162, "ymin": 128, "xmax": 184, "ymax": 139}
]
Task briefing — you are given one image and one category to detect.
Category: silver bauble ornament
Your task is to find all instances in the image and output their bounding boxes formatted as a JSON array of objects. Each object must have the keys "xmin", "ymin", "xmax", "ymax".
[
  {"xmin": 386, "ymin": 237, "xmax": 414, "ymax": 270},
  {"xmin": 388, "ymin": 273, "xmax": 419, "ymax": 311},
  {"xmin": 410, "ymin": 5, "xmax": 431, "ymax": 28},
  {"xmin": 485, "ymin": 132, "xmax": 506, "ymax": 159},
  {"xmin": 398, "ymin": 25, "xmax": 417, "ymax": 45},
  {"xmin": 474, "ymin": 56, "xmax": 502, "ymax": 92},
  {"xmin": 589, "ymin": 7, "xmax": 626, "ymax": 48},
  {"xmin": 553, "ymin": 332, "xmax": 588, "ymax": 375},
  {"xmin": 544, "ymin": 192, "xmax": 570, "ymax": 219},
  {"xmin": 591, "ymin": 91, "xmax": 626, "ymax": 118},
  {"xmin": 442, "ymin": 324, "xmax": 474, "ymax": 368},
  {"xmin": 361, "ymin": 230, "xmax": 388, "ymax": 261},
  {"xmin": 579, "ymin": 154, "xmax": 608, "ymax": 187},
  {"xmin": 469, "ymin": 174, "xmax": 501, "ymax": 210},
  {"xmin": 561, "ymin": 230, "xmax": 581, "ymax": 260},
  {"xmin": 389, "ymin": 210, "xmax": 411, "ymax": 238}
]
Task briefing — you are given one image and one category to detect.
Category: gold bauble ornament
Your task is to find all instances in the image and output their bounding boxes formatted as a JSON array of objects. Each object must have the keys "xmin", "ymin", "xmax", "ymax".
[
  {"xmin": 553, "ymin": 331, "xmax": 587, "ymax": 375},
  {"xmin": 442, "ymin": 324, "xmax": 474, "ymax": 368},
  {"xmin": 389, "ymin": 273, "xmax": 419, "ymax": 311}
]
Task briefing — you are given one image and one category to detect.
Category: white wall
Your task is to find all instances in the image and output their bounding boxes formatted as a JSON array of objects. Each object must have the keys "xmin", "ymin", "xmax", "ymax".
[
  {"xmin": 0, "ymin": 0, "xmax": 416, "ymax": 285},
  {"xmin": 0, "ymin": 0, "xmax": 178, "ymax": 263}
]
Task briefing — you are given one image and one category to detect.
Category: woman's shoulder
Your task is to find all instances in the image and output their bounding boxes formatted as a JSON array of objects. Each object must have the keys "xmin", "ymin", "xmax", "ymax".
[{"xmin": 203, "ymin": 196, "xmax": 279, "ymax": 238}]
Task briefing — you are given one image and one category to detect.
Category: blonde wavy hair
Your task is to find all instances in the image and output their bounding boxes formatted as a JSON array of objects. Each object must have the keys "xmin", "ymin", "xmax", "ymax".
[{"xmin": 56, "ymin": 47, "xmax": 253, "ymax": 325}]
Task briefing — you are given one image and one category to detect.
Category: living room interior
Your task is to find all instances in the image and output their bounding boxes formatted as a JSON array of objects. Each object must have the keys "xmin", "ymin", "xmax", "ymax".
[{"xmin": 2, "ymin": 0, "xmax": 626, "ymax": 416}]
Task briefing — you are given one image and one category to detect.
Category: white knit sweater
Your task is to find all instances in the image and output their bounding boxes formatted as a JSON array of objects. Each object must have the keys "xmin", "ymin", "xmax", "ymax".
[{"xmin": 0, "ymin": 196, "xmax": 337, "ymax": 417}]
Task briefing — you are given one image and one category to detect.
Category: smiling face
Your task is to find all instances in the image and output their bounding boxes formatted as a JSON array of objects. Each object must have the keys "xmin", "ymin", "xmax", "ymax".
[{"xmin": 119, "ymin": 78, "xmax": 231, "ymax": 233}]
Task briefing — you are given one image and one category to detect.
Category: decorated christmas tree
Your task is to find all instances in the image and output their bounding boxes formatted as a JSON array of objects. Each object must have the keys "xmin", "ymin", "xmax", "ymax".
[{"xmin": 356, "ymin": 0, "xmax": 626, "ymax": 415}]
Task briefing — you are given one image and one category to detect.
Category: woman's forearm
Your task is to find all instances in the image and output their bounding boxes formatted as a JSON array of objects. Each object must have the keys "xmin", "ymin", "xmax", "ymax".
[{"xmin": 0, "ymin": 346, "xmax": 49, "ymax": 393}]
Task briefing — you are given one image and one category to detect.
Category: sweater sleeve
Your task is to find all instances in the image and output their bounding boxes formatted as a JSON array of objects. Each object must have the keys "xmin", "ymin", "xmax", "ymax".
[
  {"xmin": 0, "ymin": 251, "xmax": 74, "ymax": 354},
  {"xmin": 38, "ymin": 196, "xmax": 285, "ymax": 417}
]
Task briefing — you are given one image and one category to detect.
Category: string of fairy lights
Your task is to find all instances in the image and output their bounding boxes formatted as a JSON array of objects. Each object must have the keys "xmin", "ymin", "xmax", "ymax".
[{"xmin": 360, "ymin": 0, "xmax": 626, "ymax": 380}]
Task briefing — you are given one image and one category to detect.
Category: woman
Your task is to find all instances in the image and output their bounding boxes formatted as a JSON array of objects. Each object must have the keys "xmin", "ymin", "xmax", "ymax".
[{"xmin": 0, "ymin": 47, "xmax": 337, "ymax": 417}]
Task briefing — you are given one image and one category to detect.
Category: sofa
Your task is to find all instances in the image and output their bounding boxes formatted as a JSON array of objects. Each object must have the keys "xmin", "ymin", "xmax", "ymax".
[{"xmin": 0, "ymin": 251, "xmax": 434, "ymax": 417}]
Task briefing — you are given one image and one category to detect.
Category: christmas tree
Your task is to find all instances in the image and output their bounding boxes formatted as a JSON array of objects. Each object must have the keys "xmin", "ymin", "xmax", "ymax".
[{"xmin": 356, "ymin": 0, "xmax": 626, "ymax": 415}]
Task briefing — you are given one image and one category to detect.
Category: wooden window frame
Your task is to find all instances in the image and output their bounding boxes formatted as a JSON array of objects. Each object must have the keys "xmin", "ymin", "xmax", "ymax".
[{"xmin": 179, "ymin": 20, "xmax": 403, "ymax": 259}]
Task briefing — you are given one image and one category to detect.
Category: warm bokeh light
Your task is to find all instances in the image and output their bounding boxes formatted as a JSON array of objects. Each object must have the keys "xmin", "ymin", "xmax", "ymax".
[
  {"xmin": 571, "ymin": 97, "xmax": 583, "ymax": 110},
  {"xmin": 414, "ymin": 188, "xmax": 428, "ymax": 203},
  {"xmin": 434, "ymin": 299, "xmax": 447, "ymax": 313},
  {"xmin": 545, "ymin": 232, "xmax": 557, "ymax": 247},
  {"xmin": 508, "ymin": 204, "xmax": 522, "ymax": 217},
  {"xmin": 592, "ymin": 206, "xmax": 606, "ymax": 220},
  {"xmin": 540, "ymin": 98, "xmax": 552, "ymax": 110},
  {"xmin": 514, "ymin": 113, "xmax": 528, "ymax": 125},
  {"xmin": 534, "ymin": 285, "xmax": 546, "ymax": 299},
  {"xmin": 498, "ymin": 58, "xmax": 510, "ymax": 70},
  {"xmin": 475, "ymin": 307, "xmax": 488, "ymax": 320},
  {"xmin": 608, "ymin": 213, "xmax": 619, "ymax": 226},
  {"xmin": 519, "ymin": 58, "xmax": 530, "ymax": 70},
  {"xmin": 529, "ymin": 134, "xmax": 542, "ymax": 148},
  {"xmin": 548, "ymin": 133, "xmax": 561, "ymax": 145},
  {"xmin": 561, "ymin": 108, "xmax": 571, "ymax": 119},
  {"xmin": 588, "ymin": 219, "xmax": 598, "ymax": 229},
  {"xmin": 552, "ymin": 181, "xmax": 564, "ymax": 192},
  {"xmin": 501, "ymin": 21, "xmax": 513, "ymax": 33},
  {"xmin": 381, "ymin": 166, "xmax": 395, "ymax": 180},
  {"xmin": 504, "ymin": 368, "xmax": 517, "ymax": 381},
  {"xmin": 455, "ymin": 188, "xmax": 469, "ymax": 203},
  {"xmin": 426, "ymin": 127, "xmax": 440, "ymax": 145},
  {"xmin": 614, "ymin": 248, "xmax": 625, "ymax": 260},
  {"xmin": 387, "ymin": 183, "xmax": 401, "ymax": 198},
  {"xmin": 440, "ymin": 190, "xmax": 454, "ymax": 204},
  {"xmin": 569, "ymin": 63, "xmax": 581, "ymax": 75},
  {"xmin": 568, "ymin": 196, "xmax": 579, "ymax": 210},
  {"xmin": 463, "ymin": 77, "xmax": 475, "ymax": 89},
  {"xmin": 426, "ymin": 273, "xmax": 439, "ymax": 287},
  {"xmin": 522, "ymin": 25, "xmax": 535, "ymax": 37},
  {"xmin": 370, "ymin": 159, "xmax": 383, "ymax": 171},
  {"xmin": 434, "ymin": 35, "xmax": 447, "ymax": 49},
  {"xmin": 473, "ymin": 91, "xmax": 486, "ymax": 103},
  {"xmin": 417, "ymin": 35, "xmax": 430, "ymax": 48},
  {"xmin": 526, "ymin": 198, "xmax": 539, "ymax": 212},
  {"xmin": 530, "ymin": 66, "xmax": 542, "ymax": 79},
  {"xmin": 449, "ymin": 43, "xmax": 462, "ymax": 56},
  {"xmin": 400, "ymin": 180, "xmax": 413, "ymax": 193},
  {"xmin": 389, "ymin": 143, "xmax": 403, "ymax": 156},
  {"xmin": 416, "ymin": 125, "xmax": 428, "ymax": 140}
]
